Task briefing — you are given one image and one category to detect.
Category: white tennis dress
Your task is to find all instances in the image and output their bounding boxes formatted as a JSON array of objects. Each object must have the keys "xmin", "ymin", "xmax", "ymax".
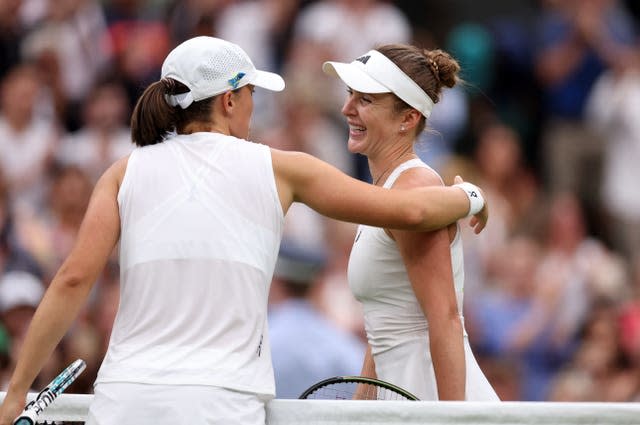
[
  {"xmin": 348, "ymin": 159, "xmax": 499, "ymax": 401},
  {"xmin": 88, "ymin": 132, "xmax": 284, "ymax": 424}
]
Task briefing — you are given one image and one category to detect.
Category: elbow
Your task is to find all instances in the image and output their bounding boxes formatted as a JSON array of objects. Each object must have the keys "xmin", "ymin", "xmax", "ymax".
[
  {"xmin": 430, "ymin": 310, "xmax": 464, "ymax": 337},
  {"xmin": 51, "ymin": 264, "xmax": 91, "ymax": 291},
  {"xmin": 403, "ymin": 204, "xmax": 428, "ymax": 230}
]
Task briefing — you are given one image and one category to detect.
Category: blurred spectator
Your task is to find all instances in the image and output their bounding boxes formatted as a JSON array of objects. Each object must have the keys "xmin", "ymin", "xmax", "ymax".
[
  {"xmin": 533, "ymin": 193, "xmax": 608, "ymax": 350},
  {"xmin": 16, "ymin": 165, "xmax": 93, "ymax": 281},
  {"xmin": 585, "ymin": 45, "xmax": 640, "ymax": 261},
  {"xmin": 0, "ymin": 63, "xmax": 59, "ymax": 213},
  {"xmin": 453, "ymin": 123, "xmax": 540, "ymax": 299},
  {"xmin": 533, "ymin": 0, "xmax": 637, "ymax": 211},
  {"xmin": 0, "ymin": 0, "xmax": 27, "ymax": 79},
  {"xmin": 474, "ymin": 124, "xmax": 539, "ymax": 232},
  {"xmin": 619, "ymin": 255, "xmax": 640, "ymax": 367},
  {"xmin": 21, "ymin": 0, "xmax": 113, "ymax": 130},
  {"xmin": 56, "ymin": 79, "xmax": 133, "ymax": 182},
  {"xmin": 0, "ymin": 270, "xmax": 45, "ymax": 390},
  {"xmin": 557, "ymin": 300, "xmax": 635, "ymax": 401},
  {"xmin": 547, "ymin": 368, "xmax": 596, "ymax": 401},
  {"xmin": 294, "ymin": 0, "xmax": 411, "ymax": 63},
  {"xmin": 0, "ymin": 270, "xmax": 44, "ymax": 339},
  {"xmin": 165, "ymin": 0, "xmax": 231, "ymax": 43},
  {"xmin": 467, "ymin": 235, "xmax": 555, "ymax": 401},
  {"xmin": 105, "ymin": 0, "xmax": 171, "ymax": 108},
  {"xmin": 269, "ymin": 240, "xmax": 364, "ymax": 399},
  {"xmin": 216, "ymin": 0, "xmax": 302, "ymax": 132},
  {"xmin": 0, "ymin": 170, "xmax": 43, "ymax": 280}
]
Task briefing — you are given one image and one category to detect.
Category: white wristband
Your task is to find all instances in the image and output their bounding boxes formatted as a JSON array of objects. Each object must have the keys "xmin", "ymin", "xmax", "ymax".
[{"xmin": 454, "ymin": 182, "xmax": 484, "ymax": 217}]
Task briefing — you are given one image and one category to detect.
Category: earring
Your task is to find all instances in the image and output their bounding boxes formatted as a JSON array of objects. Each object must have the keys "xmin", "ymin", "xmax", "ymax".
[{"xmin": 400, "ymin": 125, "xmax": 406, "ymax": 132}]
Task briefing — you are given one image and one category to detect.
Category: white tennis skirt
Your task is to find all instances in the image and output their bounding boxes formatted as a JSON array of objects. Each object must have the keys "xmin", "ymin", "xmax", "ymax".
[{"xmin": 86, "ymin": 382, "xmax": 270, "ymax": 425}]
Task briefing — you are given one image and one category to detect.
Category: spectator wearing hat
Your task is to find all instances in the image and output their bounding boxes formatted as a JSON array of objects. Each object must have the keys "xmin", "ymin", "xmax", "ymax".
[
  {"xmin": 0, "ymin": 270, "xmax": 44, "ymax": 341},
  {"xmin": 0, "ymin": 271, "xmax": 44, "ymax": 391},
  {"xmin": 269, "ymin": 241, "xmax": 364, "ymax": 398}
]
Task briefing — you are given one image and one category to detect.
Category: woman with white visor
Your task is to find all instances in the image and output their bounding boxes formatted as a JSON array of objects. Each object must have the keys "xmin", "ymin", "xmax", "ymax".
[{"xmin": 324, "ymin": 44, "xmax": 499, "ymax": 401}]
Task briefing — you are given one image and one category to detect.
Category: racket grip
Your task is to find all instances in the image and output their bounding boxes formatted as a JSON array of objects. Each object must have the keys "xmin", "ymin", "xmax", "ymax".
[{"xmin": 13, "ymin": 410, "xmax": 37, "ymax": 425}]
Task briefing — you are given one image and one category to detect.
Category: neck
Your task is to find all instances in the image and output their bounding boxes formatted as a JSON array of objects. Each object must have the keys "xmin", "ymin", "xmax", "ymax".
[
  {"xmin": 183, "ymin": 121, "xmax": 229, "ymax": 136},
  {"xmin": 369, "ymin": 148, "xmax": 418, "ymax": 186}
]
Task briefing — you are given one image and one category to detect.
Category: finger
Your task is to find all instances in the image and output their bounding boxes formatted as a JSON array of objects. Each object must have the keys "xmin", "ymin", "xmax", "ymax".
[
  {"xmin": 454, "ymin": 175, "xmax": 463, "ymax": 184},
  {"xmin": 469, "ymin": 216, "xmax": 478, "ymax": 227}
]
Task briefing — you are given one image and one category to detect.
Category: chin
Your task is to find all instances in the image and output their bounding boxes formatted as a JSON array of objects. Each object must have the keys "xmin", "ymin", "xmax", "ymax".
[{"xmin": 347, "ymin": 139, "xmax": 366, "ymax": 155}]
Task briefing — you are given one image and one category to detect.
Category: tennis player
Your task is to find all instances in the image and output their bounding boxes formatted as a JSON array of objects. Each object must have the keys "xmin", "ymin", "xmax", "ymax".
[
  {"xmin": 0, "ymin": 37, "xmax": 488, "ymax": 425},
  {"xmin": 324, "ymin": 44, "xmax": 499, "ymax": 401}
]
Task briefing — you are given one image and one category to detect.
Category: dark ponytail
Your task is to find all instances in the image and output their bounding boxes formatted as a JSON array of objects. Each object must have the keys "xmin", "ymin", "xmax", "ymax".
[{"xmin": 130, "ymin": 79, "xmax": 182, "ymax": 147}]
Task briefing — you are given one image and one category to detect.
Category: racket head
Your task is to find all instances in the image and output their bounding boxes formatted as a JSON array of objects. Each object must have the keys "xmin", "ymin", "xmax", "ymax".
[{"xmin": 298, "ymin": 376, "xmax": 419, "ymax": 401}]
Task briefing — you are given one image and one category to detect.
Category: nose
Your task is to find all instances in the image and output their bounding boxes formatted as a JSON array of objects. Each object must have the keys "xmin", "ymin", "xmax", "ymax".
[{"xmin": 341, "ymin": 93, "xmax": 356, "ymax": 117}]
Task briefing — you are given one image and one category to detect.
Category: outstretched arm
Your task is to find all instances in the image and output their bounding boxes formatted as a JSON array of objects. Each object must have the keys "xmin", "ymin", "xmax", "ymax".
[
  {"xmin": 271, "ymin": 149, "xmax": 487, "ymax": 232},
  {"xmin": 0, "ymin": 158, "xmax": 126, "ymax": 425}
]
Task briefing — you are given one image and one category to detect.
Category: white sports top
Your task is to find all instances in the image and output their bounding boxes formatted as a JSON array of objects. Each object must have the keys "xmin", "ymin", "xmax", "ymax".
[
  {"xmin": 95, "ymin": 132, "xmax": 284, "ymax": 396},
  {"xmin": 348, "ymin": 158, "xmax": 465, "ymax": 357}
]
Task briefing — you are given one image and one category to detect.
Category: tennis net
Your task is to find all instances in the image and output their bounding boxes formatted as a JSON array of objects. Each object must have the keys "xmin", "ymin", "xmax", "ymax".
[{"xmin": 2, "ymin": 393, "xmax": 640, "ymax": 424}]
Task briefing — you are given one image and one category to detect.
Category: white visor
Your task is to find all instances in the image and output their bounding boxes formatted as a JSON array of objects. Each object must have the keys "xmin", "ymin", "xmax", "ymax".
[{"xmin": 323, "ymin": 50, "xmax": 434, "ymax": 118}]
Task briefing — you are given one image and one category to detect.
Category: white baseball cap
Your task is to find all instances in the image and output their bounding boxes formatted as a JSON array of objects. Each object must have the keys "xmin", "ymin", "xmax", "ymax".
[
  {"xmin": 161, "ymin": 36, "xmax": 285, "ymax": 109},
  {"xmin": 0, "ymin": 270, "xmax": 44, "ymax": 313},
  {"xmin": 323, "ymin": 49, "xmax": 434, "ymax": 118}
]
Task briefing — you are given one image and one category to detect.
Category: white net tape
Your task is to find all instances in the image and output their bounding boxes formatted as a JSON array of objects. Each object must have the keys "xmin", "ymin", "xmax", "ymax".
[{"xmin": 2, "ymin": 393, "xmax": 640, "ymax": 424}]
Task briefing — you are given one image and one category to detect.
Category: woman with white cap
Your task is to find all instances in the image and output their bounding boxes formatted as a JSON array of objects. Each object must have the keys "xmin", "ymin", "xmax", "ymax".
[
  {"xmin": 0, "ymin": 37, "xmax": 488, "ymax": 425},
  {"xmin": 323, "ymin": 44, "xmax": 499, "ymax": 401}
]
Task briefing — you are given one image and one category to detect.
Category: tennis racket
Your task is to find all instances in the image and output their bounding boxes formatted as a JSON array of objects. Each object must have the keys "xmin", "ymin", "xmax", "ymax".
[
  {"xmin": 299, "ymin": 376, "xmax": 419, "ymax": 401},
  {"xmin": 13, "ymin": 359, "xmax": 87, "ymax": 425}
]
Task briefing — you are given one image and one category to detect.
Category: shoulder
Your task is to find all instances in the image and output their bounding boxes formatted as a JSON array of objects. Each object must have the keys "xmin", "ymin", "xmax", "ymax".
[
  {"xmin": 391, "ymin": 164, "xmax": 443, "ymax": 190},
  {"xmin": 99, "ymin": 155, "xmax": 130, "ymax": 188}
]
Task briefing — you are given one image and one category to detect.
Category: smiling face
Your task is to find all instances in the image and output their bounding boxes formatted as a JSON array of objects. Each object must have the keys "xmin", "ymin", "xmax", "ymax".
[{"xmin": 340, "ymin": 88, "xmax": 407, "ymax": 157}]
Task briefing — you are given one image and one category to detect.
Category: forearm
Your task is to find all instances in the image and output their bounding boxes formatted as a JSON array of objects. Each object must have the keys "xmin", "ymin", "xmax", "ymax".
[
  {"xmin": 6, "ymin": 270, "xmax": 93, "ymax": 395},
  {"xmin": 405, "ymin": 186, "xmax": 468, "ymax": 231},
  {"xmin": 275, "ymin": 150, "xmax": 486, "ymax": 232},
  {"xmin": 429, "ymin": 318, "xmax": 466, "ymax": 400},
  {"xmin": 360, "ymin": 344, "xmax": 377, "ymax": 378}
]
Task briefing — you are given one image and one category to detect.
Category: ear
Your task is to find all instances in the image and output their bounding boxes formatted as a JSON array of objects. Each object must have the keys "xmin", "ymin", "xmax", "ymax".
[
  {"xmin": 401, "ymin": 109, "xmax": 422, "ymax": 132},
  {"xmin": 220, "ymin": 91, "xmax": 235, "ymax": 115}
]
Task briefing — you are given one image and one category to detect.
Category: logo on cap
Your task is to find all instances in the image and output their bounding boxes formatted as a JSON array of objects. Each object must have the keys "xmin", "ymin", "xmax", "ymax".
[
  {"xmin": 355, "ymin": 55, "xmax": 371, "ymax": 65},
  {"xmin": 228, "ymin": 72, "xmax": 246, "ymax": 89}
]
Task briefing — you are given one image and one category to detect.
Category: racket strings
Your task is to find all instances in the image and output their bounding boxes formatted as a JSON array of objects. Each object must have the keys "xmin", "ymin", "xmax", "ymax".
[{"xmin": 306, "ymin": 382, "xmax": 411, "ymax": 400}]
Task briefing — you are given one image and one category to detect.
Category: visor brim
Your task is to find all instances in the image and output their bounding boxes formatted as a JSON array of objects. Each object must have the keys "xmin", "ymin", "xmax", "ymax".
[
  {"xmin": 252, "ymin": 70, "xmax": 285, "ymax": 92},
  {"xmin": 322, "ymin": 61, "xmax": 391, "ymax": 94}
]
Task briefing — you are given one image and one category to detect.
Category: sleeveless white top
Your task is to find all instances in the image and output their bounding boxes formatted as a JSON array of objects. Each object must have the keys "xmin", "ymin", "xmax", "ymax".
[
  {"xmin": 348, "ymin": 159, "xmax": 498, "ymax": 401},
  {"xmin": 95, "ymin": 132, "xmax": 284, "ymax": 396}
]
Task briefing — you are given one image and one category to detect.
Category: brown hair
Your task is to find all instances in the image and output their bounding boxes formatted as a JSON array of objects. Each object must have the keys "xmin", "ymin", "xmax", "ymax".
[
  {"xmin": 376, "ymin": 44, "xmax": 461, "ymax": 134},
  {"xmin": 130, "ymin": 79, "xmax": 216, "ymax": 147}
]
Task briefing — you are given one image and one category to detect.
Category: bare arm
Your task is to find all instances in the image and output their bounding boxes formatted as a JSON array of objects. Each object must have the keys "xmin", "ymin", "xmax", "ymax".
[
  {"xmin": 0, "ymin": 158, "xmax": 126, "ymax": 425},
  {"xmin": 271, "ymin": 149, "xmax": 486, "ymax": 232},
  {"xmin": 354, "ymin": 344, "xmax": 377, "ymax": 400},
  {"xmin": 391, "ymin": 169, "xmax": 466, "ymax": 401},
  {"xmin": 360, "ymin": 344, "xmax": 377, "ymax": 379}
]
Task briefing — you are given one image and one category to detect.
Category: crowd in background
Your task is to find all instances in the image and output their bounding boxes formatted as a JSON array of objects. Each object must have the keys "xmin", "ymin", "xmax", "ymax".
[{"xmin": 1, "ymin": 0, "xmax": 640, "ymax": 404}]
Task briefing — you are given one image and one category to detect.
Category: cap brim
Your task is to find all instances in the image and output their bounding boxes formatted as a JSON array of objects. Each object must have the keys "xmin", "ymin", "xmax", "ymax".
[
  {"xmin": 322, "ymin": 61, "xmax": 391, "ymax": 94},
  {"xmin": 252, "ymin": 70, "xmax": 285, "ymax": 92}
]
